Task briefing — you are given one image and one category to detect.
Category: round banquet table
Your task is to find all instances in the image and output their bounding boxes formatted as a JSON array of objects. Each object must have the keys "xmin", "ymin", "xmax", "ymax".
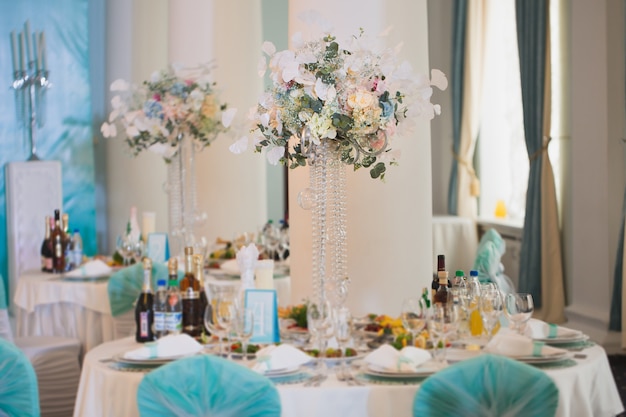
[
  {"xmin": 14, "ymin": 269, "xmax": 291, "ymax": 354},
  {"xmin": 73, "ymin": 337, "xmax": 623, "ymax": 417}
]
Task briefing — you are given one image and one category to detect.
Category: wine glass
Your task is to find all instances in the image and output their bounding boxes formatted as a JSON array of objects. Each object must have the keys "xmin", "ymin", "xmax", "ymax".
[
  {"xmin": 333, "ymin": 307, "xmax": 353, "ymax": 378},
  {"xmin": 427, "ymin": 304, "xmax": 460, "ymax": 363},
  {"xmin": 480, "ymin": 288, "xmax": 504, "ymax": 340},
  {"xmin": 115, "ymin": 235, "xmax": 134, "ymax": 266},
  {"xmin": 504, "ymin": 293, "xmax": 534, "ymax": 334},
  {"xmin": 216, "ymin": 297, "xmax": 236, "ymax": 360},
  {"xmin": 400, "ymin": 297, "xmax": 427, "ymax": 347},
  {"xmin": 232, "ymin": 307, "xmax": 255, "ymax": 362},
  {"xmin": 307, "ymin": 300, "xmax": 332, "ymax": 375},
  {"xmin": 206, "ymin": 283, "xmax": 238, "ymax": 357},
  {"xmin": 131, "ymin": 240, "xmax": 145, "ymax": 264}
]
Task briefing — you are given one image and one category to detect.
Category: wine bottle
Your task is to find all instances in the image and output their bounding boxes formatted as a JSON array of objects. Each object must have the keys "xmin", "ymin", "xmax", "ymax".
[
  {"xmin": 165, "ymin": 258, "xmax": 183, "ymax": 335},
  {"xmin": 40, "ymin": 216, "xmax": 52, "ymax": 272},
  {"xmin": 50, "ymin": 209, "xmax": 66, "ymax": 273},
  {"xmin": 432, "ymin": 254, "xmax": 445, "ymax": 300},
  {"xmin": 62, "ymin": 213, "xmax": 72, "ymax": 271},
  {"xmin": 135, "ymin": 257, "xmax": 155, "ymax": 343},
  {"xmin": 180, "ymin": 247, "xmax": 201, "ymax": 338},
  {"xmin": 193, "ymin": 253, "xmax": 210, "ymax": 337},
  {"xmin": 433, "ymin": 255, "xmax": 450, "ymax": 306}
]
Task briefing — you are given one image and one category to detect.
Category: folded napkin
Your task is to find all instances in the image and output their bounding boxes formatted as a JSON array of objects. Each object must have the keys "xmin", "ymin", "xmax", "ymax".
[
  {"xmin": 66, "ymin": 259, "xmax": 112, "ymax": 278},
  {"xmin": 123, "ymin": 334, "xmax": 203, "ymax": 360},
  {"xmin": 484, "ymin": 330, "xmax": 566, "ymax": 358},
  {"xmin": 364, "ymin": 344, "xmax": 431, "ymax": 372},
  {"xmin": 236, "ymin": 243, "xmax": 259, "ymax": 290},
  {"xmin": 252, "ymin": 344, "xmax": 312, "ymax": 373},
  {"xmin": 524, "ymin": 318, "xmax": 583, "ymax": 340}
]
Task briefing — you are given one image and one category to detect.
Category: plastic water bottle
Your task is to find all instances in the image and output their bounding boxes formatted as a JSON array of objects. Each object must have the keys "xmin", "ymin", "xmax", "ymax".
[
  {"xmin": 154, "ymin": 279, "xmax": 168, "ymax": 339},
  {"xmin": 69, "ymin": 229, "xmax": 83, "ymax": 270}
]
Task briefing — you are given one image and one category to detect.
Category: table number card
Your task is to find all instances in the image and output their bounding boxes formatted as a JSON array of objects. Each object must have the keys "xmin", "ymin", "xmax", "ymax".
[
  {"xmin": 146, "ymin": 233, "xmax": 169, "ymax": 264},
  {"xmin": 244, "ymin": 289, "xmax": 280, "ymax": 344}
]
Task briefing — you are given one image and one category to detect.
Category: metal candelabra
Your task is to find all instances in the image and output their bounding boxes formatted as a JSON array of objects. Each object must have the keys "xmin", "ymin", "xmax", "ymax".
[{"xmin": 10, "ymin": 21, "xmax": 51, "ymax": 161}]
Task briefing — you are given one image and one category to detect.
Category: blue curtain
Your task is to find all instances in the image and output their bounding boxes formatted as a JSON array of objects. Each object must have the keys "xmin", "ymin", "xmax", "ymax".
[
  {"xmin": 447, "ymin": 0, "xmax": 468, "ymax": 215},
  {"xmin": 0, "ymin": 0, "xmax": 97, "ymax": 305},
  {"xmin": 609, "ymin": 1, "xmax": 626, "ymax": 332},
  {"xmin": 515, "ymin": 0, "xmax": 548, "ymax": 308}
]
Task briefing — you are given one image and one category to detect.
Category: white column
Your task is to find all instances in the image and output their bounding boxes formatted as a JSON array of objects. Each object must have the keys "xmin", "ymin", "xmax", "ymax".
[
  {"xmin": 166, "ymin": 0, "xmax": 267, "ymax": 248},
  {"xmin": 287, "ymin": 0, "xmax": 434, "ymax": 315}
]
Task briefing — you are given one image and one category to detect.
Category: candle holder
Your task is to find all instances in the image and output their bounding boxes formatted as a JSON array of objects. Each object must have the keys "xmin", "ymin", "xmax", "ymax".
[{"xmin": 10, "ymin": 22, "xmax": 50, "ymax": 161}]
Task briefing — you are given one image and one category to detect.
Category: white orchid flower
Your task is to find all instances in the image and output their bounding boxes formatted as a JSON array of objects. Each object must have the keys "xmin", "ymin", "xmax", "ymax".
[
  {"xmin": 221, "ymin": 108, "xmax": 237, "ymax": 128},
  {"xmin": 257, "ymin": 56, "xmax": 267, "ymax": 78},
  {"xmin": 100, "ymin": 122, "xmax": 116, "ymax": 138},
  {"xmin": 110, "ymin": 79, "xmax": 129, "ymax": 92},
  {"xmin": 262, "ymin": 41, "xmax": 276, "ymax": 57},
  {"xmin": 126, "ymin": 125, "xmax": 140, "ymax": 137},
  {"xmin": 266, "ymin": 146, "xmax": 285, "ymax": 165},
  {"xmin": 229, "ymin": 136, "xmax": 249, "ymax": 154},
  {"xmin": 148, "ymin": 143, "xmax": 177, "ymax": 159},
  {"xmin": 430, "ymin": 69, "xmax": 448, "ymax": 91}
]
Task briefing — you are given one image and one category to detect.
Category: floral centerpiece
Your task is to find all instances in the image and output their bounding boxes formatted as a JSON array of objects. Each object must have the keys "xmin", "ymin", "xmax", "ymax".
[
  {"xmin": 232, "ymin": 29, "xmax": 446, "ymax": 180},
  {"xmin": 101, "ymin": 63, "xmax": 236, "ymax": 161}
]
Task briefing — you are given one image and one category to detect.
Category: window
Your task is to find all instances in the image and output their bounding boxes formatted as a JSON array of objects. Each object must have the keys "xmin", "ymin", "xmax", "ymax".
[{"xmin": 476, "ymin": 0, "xmax": 561, "ymax": 221}]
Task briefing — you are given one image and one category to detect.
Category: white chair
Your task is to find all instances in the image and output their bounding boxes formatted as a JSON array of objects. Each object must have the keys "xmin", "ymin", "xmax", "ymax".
[{"xmin": 4, "ymin": 161, "xmax": 82, "ymax": 417}]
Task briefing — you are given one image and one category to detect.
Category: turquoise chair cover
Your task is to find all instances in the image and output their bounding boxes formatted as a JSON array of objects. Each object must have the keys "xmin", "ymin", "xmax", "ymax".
[
  {"xmin": 136, "ymin": 355, "xmax": 281, "ymax": 417},
  {"xmin": 413, "ymin": 354, "xmax": 558, "ymax": 417},
  {"xmin": 474, "ymin": 240, "xmax": 516, "ymax": 295},
  {"xmin": 0, "ymin": 338, "xmax": 40, "ymax": 417},
  {"xmin": 477, "ymin": 228, "xmax": 505, "ymax": 258},
  {"xmin": 107, "ymin": 263, "xmax": 171, "ymax": 317}
]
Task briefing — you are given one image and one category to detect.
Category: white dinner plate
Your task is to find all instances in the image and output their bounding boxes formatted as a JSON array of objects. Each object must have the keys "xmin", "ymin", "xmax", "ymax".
[
  {"xmin": 112, "ymin": 352, "xmax": 198, "ymax": 365},
  {"xmin": 509, "ymin": 351, "xmax": 569, "ymax": 364},
  {"xmin": 262, "ymin": 365, "xmax": 301, "ymax": 377},
  {"xmin": 533, "ymin": 333, "xmax": 589, "ymax": 344},
  {"xmin": 365, "ymin": 363, "xmax": 441, "ymax": 378}
]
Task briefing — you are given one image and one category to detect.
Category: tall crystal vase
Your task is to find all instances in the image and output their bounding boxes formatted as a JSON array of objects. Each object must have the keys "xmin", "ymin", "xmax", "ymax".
[
  {"xmin": 309, "ymin": 140, "xmax": 349, "ymax": 307},
  {"xmin": 167, "ymin": 135, "xmax": 207, "ymax": 257}
]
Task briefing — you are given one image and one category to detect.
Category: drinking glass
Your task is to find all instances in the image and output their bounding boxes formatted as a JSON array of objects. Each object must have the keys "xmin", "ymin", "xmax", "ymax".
[
  {"xmin": 504, "ymin": 293, "xmax": 534, "ymax": 334},
  {"xmin": 206, "ymin": 283, "xmax": 239, "ymax": 358},
  {"xmin": 400, "ymin": 297, "xmax": 427, "ymax": 347},
  {"xmin": 203, "ymin": 304, "xmax": 226, "ymax": 357},
  {"xmin": 307, "ymin": 300, "xmax": 332, "ymax": 375},
  {"xmin": 216, "ymin": 297, "xmax": 236, "ymax": 359},
  {"xmin": 427, "ymin": 304, "xmax": 460, "ymax": 363},
  {"xmin": 480, "ymin": 288, "xmax": 504, "ymax": 340},
  {"xmin": 333, "ymin": 307, "xmax": 353, "ymax": 377},
  {"xmin": 115, "ymin": 235, "xmax": 134, "ymax": 266},
  {"xmin": 232, "ymin": 307, "xmax": 255, "ymax": 362}
]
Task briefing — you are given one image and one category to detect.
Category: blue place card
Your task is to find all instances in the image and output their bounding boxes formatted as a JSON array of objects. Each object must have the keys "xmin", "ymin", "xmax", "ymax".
[
  {"xmin": 244, "ymin": 289, "xmax": 280, "ymax": 344},
  {"xmin": 146, "ymin": 233, "xmax": 169, "ymax": 264}
]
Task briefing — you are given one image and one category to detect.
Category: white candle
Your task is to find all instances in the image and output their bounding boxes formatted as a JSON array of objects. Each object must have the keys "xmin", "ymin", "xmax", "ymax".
[
  {"xmin": 39, "ymin": 32, "xmax": 46, "ymax": 72},
  {"xmin": 255, "ymin": 259, "xmax": 274, "ymax": 290},
  {"xmin": 18, "ymin": 32, "xmax": 25, "ymax": 72},
  {"xmin": 9, "ymin": 31, "xmax": 18, "ymax": 73},
  {"xmin": 32, "ymin": 32, "xmax": 39, "ymax": 71},
  {"xmin": 142, "ymin": 211, "xmax": 156, "ymax": 238},
  {"xmin": 24, "ymin": 20, "xmax": 33, "ymax": 66}
]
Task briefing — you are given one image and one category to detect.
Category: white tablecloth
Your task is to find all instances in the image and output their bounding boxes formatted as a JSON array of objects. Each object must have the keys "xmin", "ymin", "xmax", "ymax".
[
  {"xmin": 14, "ymin": 271, "xmax": 115, "ymax": 353},
  {"xmin": 13, "ymin": 270, "xmax": 292, "ymax": 353},
  {"xmin": 74, "ymin": 337, "xmax": 623, "ymax": 417},
  {"xmin": 432, "ymin": 215, "xmax": 478, "ymax": 273}
]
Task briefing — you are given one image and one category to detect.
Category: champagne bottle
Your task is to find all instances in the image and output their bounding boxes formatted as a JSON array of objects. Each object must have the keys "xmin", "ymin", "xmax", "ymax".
[
  {"xmin": 180, "ymin": 247, "xmax": 201, "ymax": 338},
  {"xmin": 135, "ymin": 257, "xmax": 155, "ymax": 343},
  {"xmin": 193, "ymin": 253, "xmax": 210, "ymax": 336},
  {"xmin": 50, "ymin": 209, "xmax": 66, "ymax": 273},
  {"xmin": 40, "ymin": 216, "xmax": 52, "ymax": 272},
  {"xmin": 165, "ymin": 258, "xmax": 182, "ymax": 335},
  {"xmin": 433, "ymin": 259, "xmax": 450, "ymax": 306}
]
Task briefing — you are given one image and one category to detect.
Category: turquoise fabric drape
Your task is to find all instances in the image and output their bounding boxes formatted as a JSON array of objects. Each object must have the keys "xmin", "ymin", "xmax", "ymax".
[
  {"xmin": 447, "ymin": 0, "xmax": 468, "ymax": 215},
  {"xmin": 515, "ymin": 0, "xmax": 548, "ymax": 308},
  {"xmin": 107, "ymin": 263, "xmax": 172, "ymax": 317},
  {"xmin": 0, "ymin": 338, "xmax": 40, "ymax": 417},
  {"xmin": 413, "ymin": 354, "xmax": 558, "ymax": 417},
  {"xmin": 609, "ymin": 2, "xmax": 626, "ymax": 332},
  {"xmin": 0, "ymin": 0, "xmax": 98, "ymax": 306},
  {"xmin": 137, "ymin": 354, "xmax": 281, "ymax": 417}
]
